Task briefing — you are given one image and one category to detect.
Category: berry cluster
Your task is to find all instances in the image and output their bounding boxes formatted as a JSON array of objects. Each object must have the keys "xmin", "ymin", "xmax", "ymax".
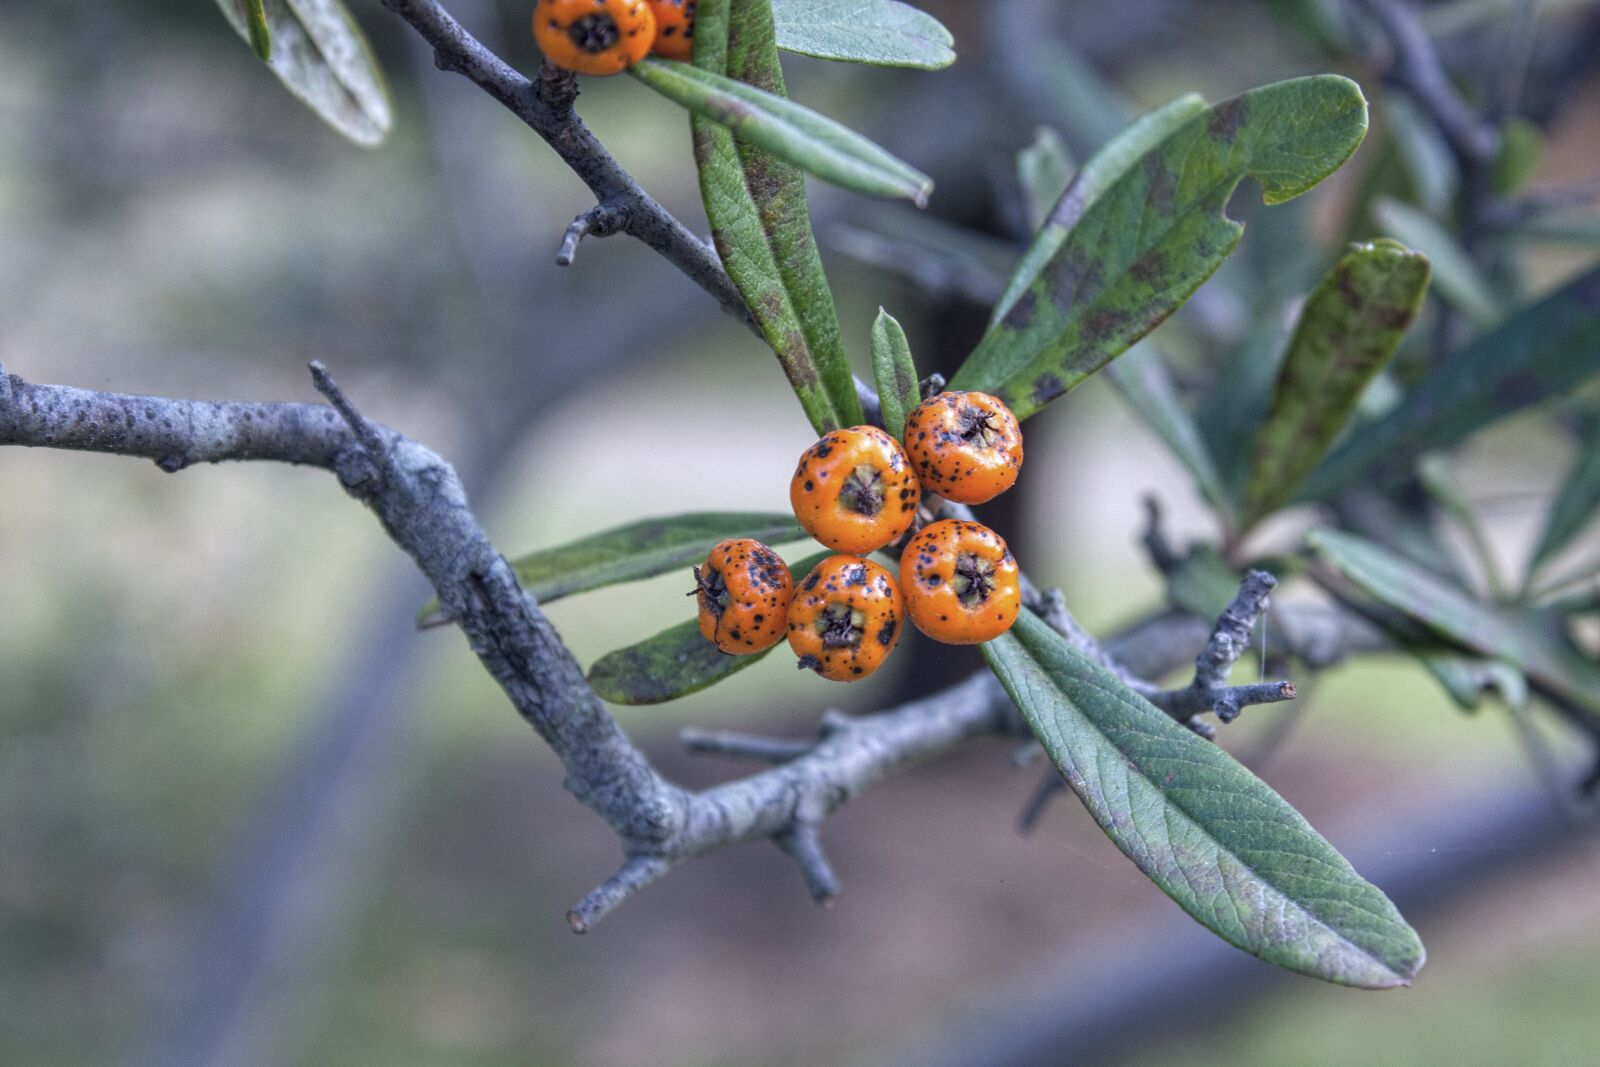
[
  {"xmin": 694, "ymin": 391, "xmax": 1026, "ymax": 682},
  {"xmin": 533, "ymin": 0, "xmax": 696, "ymax": 76}
]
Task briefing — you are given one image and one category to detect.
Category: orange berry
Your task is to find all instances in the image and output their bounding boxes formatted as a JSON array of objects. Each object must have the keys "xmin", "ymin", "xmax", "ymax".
[
  {"xmin": 790, "ymin": 426, "xmax": 921, "ymax": 554},
  {"xmin": 903, "ymin": 391, "xmax": 1023, "ymax": 504},
  {"xmin": 900, "ymin": 520, "xmax": 1020, "ymax": 644},
  {"xmin": 534, "ymin": 0, "xmax": 656, "ymax": 76},
  {"xmin": 644, "ymin": 0, "xmax": 696, "ymax": 61},
  {"xmin": 786, "ymin": 555, "xmax": 903, "ymax": 681},
  {"xmin": 693, "ymin": 538, "xmax": 793, "ymax": 654}
]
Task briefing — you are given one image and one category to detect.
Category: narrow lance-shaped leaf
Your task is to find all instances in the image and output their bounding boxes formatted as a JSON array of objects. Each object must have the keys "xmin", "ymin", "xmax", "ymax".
[
  {"xmin": 871, "ymin": 308, "xmax": 919, "ymax": 440},
  {"xmin": 954, "ymin": 76, "xmax": 1368, "ymax": 420},
  {"xmin": 1529, "ymin": 420, "xmax": 1600, "ymax": 575},
  {"xmin": 1015, "ymin": 127, "xmax": 1074, "ymax": 232},
  {"xmin": 1241, "ymin": 239, "xmax": 1431, "ymax": 528},
  {"xmin": 587, "ymin": 550, "xmax": 831, "ymax": 704},
  {"xmin": 244, "ymin": 0, "xmax": 272, "ymax": 59},
  {"xmin": 990, "ymin": 94, "xmax": 1207, "ymax": 328},
  {"xmin": 1310, "ymin": 528, "xmax": 1600, "ymax": 720},
  {"xmin": 770, "ymin": 0, "xmax": 955, "ymax": 69},
  {"xmin": 418, "ymin": 512, "xmax": 804, "ymax": 626},
  {"xmin": 666, "ymin": 0, "xmax": 869, "ymax": 436},
  {"xmin": 1105, "ymin": 346, "xmax": 1237, "ymax": 523},
  {"xmin": 1417, "ymin": 653, "xmax": 1527, "ymax": 713},
  {"xmin": 633, "ymin": 58, "xmax": 933, "ymax": 204},
  {"xmin": 1302, "ymin": 266, "xmax": 1600, "ymax": 499},
  {"xmin": 1417, "ymin": 454, "xmax": 1505, "ymax": 597},
  {"xmin": 982, "ymin": 611, "xmax": 1425, "ymax": 988},
  {"xmin": 997, "ymin": 97, "xmax": 1237, "ymax": 517},
  {"xmin": 213, "ymin": 0, "xmax": 391, "ymax": 147},
  {"xmin": 1372, "ymin": 198, "xmax": 1499, "ymax": 328},
  {"xmin": 589, "ymin": 618, "xmax": 773, "ymax": 704}
]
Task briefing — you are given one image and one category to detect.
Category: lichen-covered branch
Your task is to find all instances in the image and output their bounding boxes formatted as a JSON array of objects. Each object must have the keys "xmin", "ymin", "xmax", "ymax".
[{"xmin": 1, "ymin": 364, "xmax": 1397, "ymax": 927}]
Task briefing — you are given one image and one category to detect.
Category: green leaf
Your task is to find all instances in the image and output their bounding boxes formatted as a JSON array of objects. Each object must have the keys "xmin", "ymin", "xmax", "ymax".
[
  {"xmin": 1015, "ymin": 127, "xmax": 1074, "ymax": 232},
  {"xmin": 1241, "ymin": 240, "xmax": 1431, "ymax": 527},
  {"xmin": 588, "ymin": 618, "xmax": 774, "ymax": 704},
  {"xmin": 870, "ymin": 308, "xmax": 919, "ymax": 440},
  {"xmin": 1197, "ymin": 318, "xmax": 1293, "ymax": 501},
  {"xmin": 1311, "ymin": 528, "xmax": 1600, "ymax": 719},
  {"xmin": 417, "ymin": 512, "xmax": 804, "ymax": 626},
  {"xmin": 633, "ymin": 58, "xmax": 933, "ymax": 204},
  {"xmin": 770, "ymin": 0, "xmax": 955, "ymax": 69},
  {"xmin": 953, "ymin": 76, "xmax": 1369, "ymax": 421},
  {"xmin": 982, "ymin": 611, "xmax": 1425, "ymax": 988},
  {"xmin": 676, "ymin": 0, "xmax": 866, "ymax": 437},
  {"xmin": 989, "ymin": 94, "xmax": 1207, "ymax": 329},
  {"xmin": 1371, "ymin": 198, "xmax": 1499, "ymax": 328},
  {"xmin": 1302, "ymin": 266, "xmax": 1600, "ymax": 499},
  {"xmin": 1417, "ymin": 454, "xmax": 1505, "ymax": 596},
  {"xmin": 1505, "ymin": 213, "xmax": 1600, "ymax": 244},
  {"xmin": 213, "ymin": 0, "xmax": 391, "ymax": 147},
  {"xmin": 1529, "ymin": 421, "xmax": 1600, "ymax": 575},
  {"xmin": 1416, "ymin": 652, "xmax": 1527, "ymax": 712},
  {"xmin": 587, "ymin": 550, "xmax": 831, "ymax": 704},
  {"xmin": 1493, "ymin": 117, "xmax": 1543, "ymax": 195},
  {"xmin": 244, "ymin": 0, "xmax": 272, "ymax": 59},
  {"xmin": 1104, "ymin": 345, "xmax": 1235, "ymax": 521}
]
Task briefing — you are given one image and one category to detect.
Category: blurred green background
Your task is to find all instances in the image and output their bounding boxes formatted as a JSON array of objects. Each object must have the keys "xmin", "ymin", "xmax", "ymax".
[{"xmin": 3, "ymin": 1, "xmax": 1598, "ymax": 1064}]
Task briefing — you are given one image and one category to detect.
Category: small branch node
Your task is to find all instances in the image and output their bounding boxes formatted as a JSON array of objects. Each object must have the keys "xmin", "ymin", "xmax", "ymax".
[
  {"xmin": 1011, "ymin": 740, "xmax": 1044, "ymax": 767},
  {"xmin": 557, "ymin": 204, "xmax": 625, "ymax": 266},
  {"xmin": 775, "ymin": 823, "xmax": 841, "ymax": 905},
  {"xmin": 567, "ymin": 855, "xmax": 672, "ymax": 934},
  {"xmin": 1019, "ymin": 769, "xmax": 1066, "ymax": 833},
  {"xmin": 1141, "ymin": 495, "xmax": 1182, "ymax": 574},
  {"xmin": 307, "ymin": 361, "xmax": 388, "ymax": 462},
  {"xmin": 819, "ymin": 710, "xmax": 855, "ymax": 737},
  {"xmin": 680, "ymin": 727, "xmax": 813, "ymax": 764}
]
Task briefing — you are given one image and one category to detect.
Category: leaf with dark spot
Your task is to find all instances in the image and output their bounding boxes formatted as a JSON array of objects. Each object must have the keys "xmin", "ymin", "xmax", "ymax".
[
  {"xmin": 1241, "ymin": 239, "xmax": 1430, "ymax": 528},
  {"xmin": 870, "ymin": 308, "xmax": 919, "ymax": 440},
  {"xmin": 643, "ymin": 0, "xmax": 892, "ymax": 435},
  {"xmin": 417, "ymin": 512, "xmax": 804, "ymax": 626},
  {"xmin": 587, "ymin": 550, "xmax": 831, "ymax": 704},
  {"xmin": 1301, "ymin": 265, "xmax": 1600, "ymax": 500},
  {"xmin": 982, "ymin": 611, "xmax": 1425, "ymax": 988},
  {"xmin": 953, "ymin": 77, "xmax": 1368, "ymax": 421}
]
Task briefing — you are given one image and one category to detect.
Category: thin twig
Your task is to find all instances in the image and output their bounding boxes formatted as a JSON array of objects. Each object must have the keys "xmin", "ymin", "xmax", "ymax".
[{"xmin": 380, "ymin": 0, "xmax": 755, "ymax": 332}]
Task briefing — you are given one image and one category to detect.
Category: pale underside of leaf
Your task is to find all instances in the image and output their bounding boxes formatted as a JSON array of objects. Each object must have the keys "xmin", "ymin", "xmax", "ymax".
[
  {"xmin": 983, "ymin": 612, "xmax": 1424, "ymax": 988},
  {"xmin": 683, "ymin": 0, "xmax": 864, "ymax": 435},
  {"xmin": 636, "ymin": 59, "xmax": 933, "ymax": 203},
  {"xmin": 770, "ymin": 0, "xmax": 955, "ymax": 69},
  {"xmin": 1310, "ymin": 528, "xmax": 1600, "ymax": 718},
  {"xmin": 214, "ymin": 0, "xmax": 391, "ymax": 146}
]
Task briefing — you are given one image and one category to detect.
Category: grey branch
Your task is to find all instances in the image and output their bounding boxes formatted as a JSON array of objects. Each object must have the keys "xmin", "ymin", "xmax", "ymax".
[
  {"xmin": 1356, "ymin": 0, "xmax": 1500, "ymax": 163},
  {"xmin": 379, "ymin": 0, "xmax": 756, "ymax": 331},
  {"xmin": 1195, "ymin": 570, "xmax": 1276, "ymax": 690},
  {"xmin": 1, "ymin": 367, "xmax": 1390, "ymax": 926},
  {"xmin": 1, "ymin": 365, "xmax": 1023, "ymax": 927}
]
